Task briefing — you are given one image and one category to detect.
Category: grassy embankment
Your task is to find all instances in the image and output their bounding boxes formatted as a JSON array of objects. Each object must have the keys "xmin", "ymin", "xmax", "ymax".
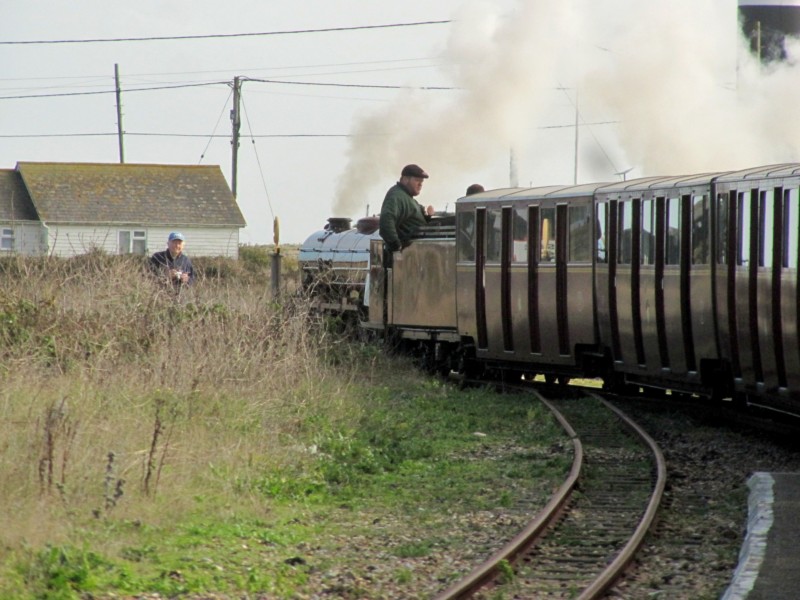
[{"xmin": 0, "ymin": 245, "xmax": 570, "ymax": 599}]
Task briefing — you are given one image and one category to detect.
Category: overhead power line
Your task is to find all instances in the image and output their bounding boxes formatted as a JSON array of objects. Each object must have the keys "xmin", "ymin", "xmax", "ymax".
[
  {"xmin": 0, "ymin": 77, "xmax": 455, "ymax": 101},
  {"xmin": 0, "ymin": 132, "xmax": 351, "ymax": 139},
  {"xmin": 0, "ymin": 81, "xmax": 227, "ymax": 101},
  {"xmin": 0, "ymin": 20, "xmax": 450, "ymax": 45},
  {"xmin": 0, "ymin": 56, "xmax": 442, "ymax": 84},
  {"xmin": 244, "ymin": 77, "xmax": 455, "ymax": 91},
  {"xmin": 540, "ymin": 121, "xmax": 619, "ymax": 129},
  {"xmin": 0, "ymin": 122, "xmax": 620, "ymax": 140}
]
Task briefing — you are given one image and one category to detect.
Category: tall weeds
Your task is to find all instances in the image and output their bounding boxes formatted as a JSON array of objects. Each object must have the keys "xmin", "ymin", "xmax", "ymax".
[{"xmin": 0, "ymin": 252, "xmax": 373, "ymax": 546}]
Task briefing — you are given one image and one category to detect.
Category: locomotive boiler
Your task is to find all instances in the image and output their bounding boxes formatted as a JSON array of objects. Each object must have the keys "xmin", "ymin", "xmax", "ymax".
[{"xmin": 299, "ymin": 216, "xmax": 381, "ymax": 316}]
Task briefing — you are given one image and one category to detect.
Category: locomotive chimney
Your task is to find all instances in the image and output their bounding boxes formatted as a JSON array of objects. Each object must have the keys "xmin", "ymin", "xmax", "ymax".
[{"xmin": 326, "ymin": 217, "xmax": 353, "ymax": 233}]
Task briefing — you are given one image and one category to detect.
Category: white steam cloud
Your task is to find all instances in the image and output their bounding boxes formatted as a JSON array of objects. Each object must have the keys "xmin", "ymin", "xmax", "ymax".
[
  {"xmin": 583, "ymin": 0, "xmax": 800, "ymax": 174},
  {"xmin": 332, "ymin": 0, "xmax": 800, "ymax": 218}
]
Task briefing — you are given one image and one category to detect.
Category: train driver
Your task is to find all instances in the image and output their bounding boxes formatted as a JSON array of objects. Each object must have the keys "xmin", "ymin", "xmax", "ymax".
[{"xmin": 379, "ymin": 163, "xmax": 435, "ymax": 253}]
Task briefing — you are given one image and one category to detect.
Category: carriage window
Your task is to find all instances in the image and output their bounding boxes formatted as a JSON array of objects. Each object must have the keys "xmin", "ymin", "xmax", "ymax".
[
  {"xmin": 568, "ymin": 204, "xmax": 592, "ymax": 263},
  {"xmin": 457, "ymin": 211, "xmax": 476, "ymax": 262},
  {"xmin": 512, "ymin": 207, "xmax": 529, "ymax": 263},
  {"xmin": 691, "ymin": 194, "xmax": 709, "ymax": 265},
  {"xmin": 618, "ymin": 201, "xmax": 632, "ymax": 264},
  {"xmin": 785, "ymin": 188, "xmax": 798, "ymax": 269},
  {"xmin": 596, "ymin": 202, "xmax": 607, "ymax": 262},
  {"xmin": 641, "ymin": 199, "xmax": 655, "ymax": 265},
  {"xmin": 486, "ymin": 208, "xmax": 503, "ymax": 263},
  {"xmin": 758, "ymin": 190, "xmax": 775, "ymax": 268},
  {"xmin": 665, "ymin": 197, "xmax": 681, "ymax": 265},
  {"xmin": 737, "ymin": 192, "xmax": 751, "ymax": 266},
  {"xmin": 540, "ymin": 207, "xmax": 556, "ymax": 262},
  {"xmin": 760, "ymin": 190, "xmax": 775, "ymax": 267},
  {"xmin": 716, "ymin": 193, "xmax": 729, "ymax": 264}
]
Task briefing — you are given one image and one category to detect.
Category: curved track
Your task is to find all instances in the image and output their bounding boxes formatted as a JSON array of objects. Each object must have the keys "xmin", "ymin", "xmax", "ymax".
[{"xmin": 435, "ymin": 386, "xmax": 666, "ymax": 599}]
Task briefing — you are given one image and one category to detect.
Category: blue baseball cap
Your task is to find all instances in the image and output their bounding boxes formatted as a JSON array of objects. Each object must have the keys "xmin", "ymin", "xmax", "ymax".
[{"xmin": 168, "ymin": 232, "xmax": 185, "ymax": 242}]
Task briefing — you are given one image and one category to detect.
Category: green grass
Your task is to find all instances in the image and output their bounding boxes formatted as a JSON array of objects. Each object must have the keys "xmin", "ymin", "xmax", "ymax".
[{"xmin": 1, "ymin": 377, "xmax": 569, "ymax": 599}]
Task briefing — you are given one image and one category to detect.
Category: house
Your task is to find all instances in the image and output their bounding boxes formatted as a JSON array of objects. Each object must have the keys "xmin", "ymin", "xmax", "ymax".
[
  {"xmin": 0, "ymin": 162, "xmax": 246, "ymax": 258},
  {"xmin": 0, "ymin": 168, "xmax": 40, "ymax": 254}
]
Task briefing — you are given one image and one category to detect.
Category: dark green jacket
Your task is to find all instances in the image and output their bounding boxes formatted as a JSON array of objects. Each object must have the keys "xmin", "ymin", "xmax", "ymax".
[{"xmin": 379, "ymin": 182, "xmax": 429, "ymax": 252}]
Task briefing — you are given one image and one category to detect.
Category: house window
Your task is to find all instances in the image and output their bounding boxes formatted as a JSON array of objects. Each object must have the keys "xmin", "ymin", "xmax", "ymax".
[
  {"xmin": 118, "ymin": 230, "xmax": 147, "ymax": 255},
  {"xmin": 1, "ymin": 228, "xmax": 13, "ymax": 251}
]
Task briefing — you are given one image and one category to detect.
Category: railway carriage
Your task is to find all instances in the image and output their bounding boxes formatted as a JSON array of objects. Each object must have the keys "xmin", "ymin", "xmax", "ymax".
[
  {"xmin": 299, "ymin": 163, "xmax": 800, "ymax": 419},
  {"xmin": 713, "ymin": 165, "xmax": 800, "ymax": 414},
  {"xmin": 455, "ymin": 184, "xmax": 604, "ymax": 381},
  {"xmin": 594, "ymin": 173, "xmax": 721, "ymax": 397}
]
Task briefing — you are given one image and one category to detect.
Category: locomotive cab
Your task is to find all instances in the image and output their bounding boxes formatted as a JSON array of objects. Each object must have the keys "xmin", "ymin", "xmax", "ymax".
[
  {"xmin": 365, "ymin": 215, "xmax": 458, "ymax": 332},
  {"xmin": 364, "ymin": 215, "xmax": 461, "ymax": 373}
]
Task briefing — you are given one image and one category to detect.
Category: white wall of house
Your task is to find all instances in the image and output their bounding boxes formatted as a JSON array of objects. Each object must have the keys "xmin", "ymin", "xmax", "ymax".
[
  {"xmin": 45, "ymin": 224, "xmax": 241, "ymax": 258},
  {"xmin": 147, "ymin": 227, "xmax": 241, "ymax": 259},
  {"xmin": 0, "ymin": 221, "xmax": 46, "ymax": 256}
]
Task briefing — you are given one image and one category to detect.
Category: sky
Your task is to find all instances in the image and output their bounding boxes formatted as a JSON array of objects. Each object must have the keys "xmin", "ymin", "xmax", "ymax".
[{"xmin": 2, "ymin": 0, "xmax": 800, "ymax": 245}]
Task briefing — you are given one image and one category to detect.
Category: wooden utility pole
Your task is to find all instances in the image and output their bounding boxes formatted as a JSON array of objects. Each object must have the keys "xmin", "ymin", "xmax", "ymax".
[
  {"xmin": 230, "ymin": 76, "xmax": 242, "ymax": 197},
  {"xmin": 115, "ymin": 64, "xmax": 125, "ymax": 163},
  {"xmin": 271, "ymin": 217, "xmax": 282, "ymax": 299}
]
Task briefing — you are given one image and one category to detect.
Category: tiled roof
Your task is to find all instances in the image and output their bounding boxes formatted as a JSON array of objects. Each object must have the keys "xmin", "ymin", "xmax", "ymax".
[
  {"xmin": 16, "ymin": 162, "xmax": 246, "ymax": 227},
  {"xmin": 0, "ymin": 169, "xmax": 38, "ymax": 221}
]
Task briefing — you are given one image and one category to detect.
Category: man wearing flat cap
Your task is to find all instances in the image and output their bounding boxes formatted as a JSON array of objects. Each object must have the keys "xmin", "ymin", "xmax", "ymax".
[{"xmin": 379, "ymin": 164, "xmax": 435, "ymax": 253}]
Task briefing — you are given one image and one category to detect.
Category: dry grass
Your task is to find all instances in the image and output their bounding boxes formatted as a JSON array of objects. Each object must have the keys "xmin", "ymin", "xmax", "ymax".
[
  {"xmin": 0, "ymin": 251, "xmax": 369, "ymax": 550},
  {"xmin": 0, "ymin": 251, "xmax": 578, "ymax": 599}
]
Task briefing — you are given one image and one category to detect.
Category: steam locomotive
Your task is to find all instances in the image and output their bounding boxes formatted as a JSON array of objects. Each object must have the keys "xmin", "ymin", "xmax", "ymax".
[{"xmin": 300, "ymin": 164, "xmax": 800, "ymax": 417}]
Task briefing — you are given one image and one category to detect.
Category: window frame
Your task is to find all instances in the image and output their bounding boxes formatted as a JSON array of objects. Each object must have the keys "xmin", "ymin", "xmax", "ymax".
[
  {"xmin": 1, "ymin": 227, "xmax": 14, "ymax": 251},
  {"xmin": 118, "ymin": 229, "xmax": 148, "ymax": 255}
]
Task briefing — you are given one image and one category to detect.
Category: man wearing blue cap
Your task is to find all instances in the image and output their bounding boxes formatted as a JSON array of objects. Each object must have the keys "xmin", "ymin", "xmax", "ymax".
[{"xmin": 150, "ymin": 231, "xmax": 194, "ymax": 286}]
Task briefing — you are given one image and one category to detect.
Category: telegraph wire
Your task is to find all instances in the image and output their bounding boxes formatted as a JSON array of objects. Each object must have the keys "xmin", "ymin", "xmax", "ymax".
[
  {"xmin": 198, "ymin": 88, "xmax": 234, "ymax": 164},
  {"xmin": 0, "ymin": 133, "xmax": 119, "ymax": 138},
  {"xmin": 0, "ymin": 77, "xmax": 456, "ymax": 101},
  {"xmin": 540, "ymin": 121, "xmax": 619, "ymax": 129},
  {"xmin": 1, "ymin": 77, "xmax": 609, "ymax": 103},
  {"xmin": 0, "ymin": 122, "xmax": 618, "ymax": 140},
  {"xmin": 0, "ymin": 132, "xmax": 351, "ymax": 139},
  {"xmin": 0, "ymin": 81, "xmax": 228, "ymax": 101},
  {"xmin": 0, "ymin": 56, "xmax": 442, "ymax": 85},
  {"xmin": 0, "ymin": 21, "xmax": 450, "ymax": 45},
  {"xmin": 243, "ymin": 77, "xmax": 456, "ymax": 91},
  {"xmin": 240, "ymin": 95, "xmax": 275, "ymax": 220}
]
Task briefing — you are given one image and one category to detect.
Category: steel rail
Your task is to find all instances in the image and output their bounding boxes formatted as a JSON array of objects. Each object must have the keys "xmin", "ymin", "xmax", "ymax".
[
  {"xmin": 577, "ymin": 392, "xmax": 668, "ymax": 599},
  {"xmin": 435, "ymin": 387, "xmax": 667, "ymax": 600},
  {"xmin": 433, "ymin": 394, "xmax": 584, "ymax": 600}
]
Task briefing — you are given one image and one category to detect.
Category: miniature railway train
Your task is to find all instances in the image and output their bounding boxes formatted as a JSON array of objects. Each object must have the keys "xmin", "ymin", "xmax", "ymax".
[{"xmin": 300, "ymin": 164, "xmax": 800, "ymax": 418}]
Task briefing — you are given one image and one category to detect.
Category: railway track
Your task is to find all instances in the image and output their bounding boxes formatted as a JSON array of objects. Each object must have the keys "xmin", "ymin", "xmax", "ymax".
[{"xmin": 435, "ymin": 386, "xmax": 666, "ymax": 599}]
